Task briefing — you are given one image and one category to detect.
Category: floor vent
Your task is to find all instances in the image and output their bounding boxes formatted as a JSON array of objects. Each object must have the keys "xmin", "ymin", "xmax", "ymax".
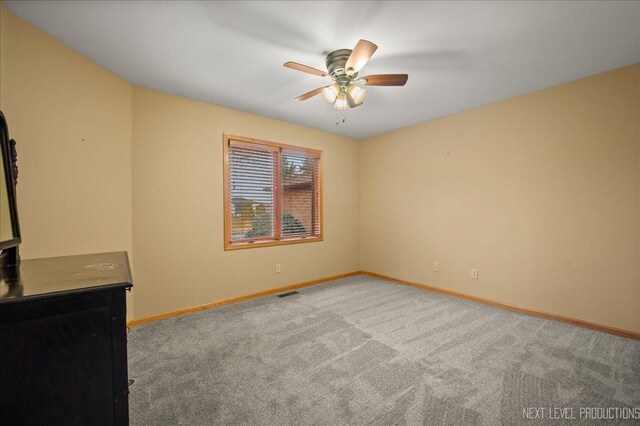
[{"xmin": 277, "ymin": 291, "xmax": 299, "ymax": 298}]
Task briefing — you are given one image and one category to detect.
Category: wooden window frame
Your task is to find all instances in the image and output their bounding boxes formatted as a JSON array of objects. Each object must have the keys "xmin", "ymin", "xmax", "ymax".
[{"xmin": 223, "ymin": 134, "xmax": 323, "ymax": 251}]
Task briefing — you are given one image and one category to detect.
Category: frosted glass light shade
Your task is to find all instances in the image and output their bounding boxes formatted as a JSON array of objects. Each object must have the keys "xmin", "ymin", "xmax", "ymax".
[
  {"xmin": 347, "ymin": 84, "xmax": 367, "ymax": 106},
  {"xmin": 333, "ymin": 92, "xmax": 349, "ymax": 111},
  {"xmin": 321, "ymin": 84, "xmax": 340, "ymax": 104}
]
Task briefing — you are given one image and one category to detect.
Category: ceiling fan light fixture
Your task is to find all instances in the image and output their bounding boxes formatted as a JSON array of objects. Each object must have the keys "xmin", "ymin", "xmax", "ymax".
[
  {"xmin": 347, "ymin": 84, "xmax": 367, "ymax": 107},
  {"xmin": 333, "ymin": 92, "xmax": 349, "ymax": 111},
  {"xmin": 285, "ymin": 39, "xmax": 408, "ymax": 112},
  {"xmin": 321, "ymin": 83, "xmax": 340, "ymax": 104}
]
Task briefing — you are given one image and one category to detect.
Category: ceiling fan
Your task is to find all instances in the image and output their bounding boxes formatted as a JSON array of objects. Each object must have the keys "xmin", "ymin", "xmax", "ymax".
[{"xmin": 284, "ymin": 39, "xmax": 408, "ymax": 111}]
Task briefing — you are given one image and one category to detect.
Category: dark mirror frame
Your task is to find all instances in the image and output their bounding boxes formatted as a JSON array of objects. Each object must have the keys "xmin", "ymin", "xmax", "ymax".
[{"xmin": 0, "ymin": 111, "xmax": 21, "ymax": 267}]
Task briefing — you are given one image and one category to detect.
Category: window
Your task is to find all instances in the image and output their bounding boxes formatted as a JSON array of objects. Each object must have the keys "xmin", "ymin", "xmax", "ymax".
[{"xmin": 224, "ymin": 135, "xmax": 322, "ymax": 250}]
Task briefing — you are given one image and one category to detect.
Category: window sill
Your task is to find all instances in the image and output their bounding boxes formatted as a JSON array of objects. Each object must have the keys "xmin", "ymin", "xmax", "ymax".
[{"xmin": 224, "ymin": 235, "xmax": 323, "ymax": 251}]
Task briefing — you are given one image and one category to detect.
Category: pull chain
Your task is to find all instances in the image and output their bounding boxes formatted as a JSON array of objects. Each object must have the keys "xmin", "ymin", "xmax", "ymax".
[{"xmin": 336, "ymin": 111, "xmax": 347, "ymax": 126}]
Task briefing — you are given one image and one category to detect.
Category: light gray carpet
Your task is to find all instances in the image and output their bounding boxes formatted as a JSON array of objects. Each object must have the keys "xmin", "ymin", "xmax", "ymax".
[{"xmin": 128, "ymin": 275, "xmax": 640, "ymax": 425}]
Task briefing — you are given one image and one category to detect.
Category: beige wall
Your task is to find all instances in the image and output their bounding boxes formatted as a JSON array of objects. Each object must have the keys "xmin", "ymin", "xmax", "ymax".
[
  {"xmin": 360, "ymin": 64, "xmax": 640, "ymax": 333},
  {"xmin": 0, "ymin": 9, "xmax": 133, "ymax": 259},
  {"xmin": 131, "ymin": 87, "xmax": 360, "ymax": 318},
  {"xmin": 0, "ymin": 8, "xmax": 134, "ymax": 315}
]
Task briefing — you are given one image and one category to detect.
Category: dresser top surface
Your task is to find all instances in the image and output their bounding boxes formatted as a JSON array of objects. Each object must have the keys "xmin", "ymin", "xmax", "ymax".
[{"xmin": 0, "ymin": 251, "xmax": 132, "ymax": 304}]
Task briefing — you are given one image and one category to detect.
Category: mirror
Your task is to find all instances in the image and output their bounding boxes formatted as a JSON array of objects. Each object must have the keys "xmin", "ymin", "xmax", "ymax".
[
  {"xmin": 0, "ymin": 111, "xmax": 21, "ymax": 252},
  {"xmin": 0, "ymin": 148, "xmax": 15, "ymax": 243}
]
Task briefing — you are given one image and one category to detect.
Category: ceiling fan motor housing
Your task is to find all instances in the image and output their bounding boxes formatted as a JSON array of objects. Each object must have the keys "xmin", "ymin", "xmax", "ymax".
[{"xmin": 326, "ymin": 49, "xmax": 355, "ymax": 87}]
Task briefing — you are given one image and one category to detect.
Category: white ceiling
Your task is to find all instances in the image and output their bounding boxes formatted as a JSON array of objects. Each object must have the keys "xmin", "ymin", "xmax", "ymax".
[{"xmin": 5, "ymin": 1, "xmax": 640, "ymax": 139}]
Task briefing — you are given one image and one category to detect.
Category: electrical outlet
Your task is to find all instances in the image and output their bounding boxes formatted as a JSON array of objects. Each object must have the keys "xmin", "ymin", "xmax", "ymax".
[
  {"xmin": 471, "ymin": 269, "xmax": 478, "ymax": 280},
  {"xmin": 275, "ymin": 264, "xmax": 281, "ymax": 274},
  {"xmin": 433, "ymin": 263, "xmax": 439, "ymax": 272}
]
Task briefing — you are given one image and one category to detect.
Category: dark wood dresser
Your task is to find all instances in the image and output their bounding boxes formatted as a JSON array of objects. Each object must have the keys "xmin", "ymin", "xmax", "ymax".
[{"xmin": 0, "ymin": 251, "xmax": 133, "ymax": 426}]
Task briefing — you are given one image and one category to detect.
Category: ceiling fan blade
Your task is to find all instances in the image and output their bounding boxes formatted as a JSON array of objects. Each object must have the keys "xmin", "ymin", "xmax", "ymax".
[
  {"xmin": 362, "ymin": 74, "xmax": 409, "ymax": 86},
  {"xmin": 295, "ymin": 86, "xmax": 327, "ymax": 101},
  {"xmin": 284, "ymin": 61, "xmax": 327, "ymax": 77},
  {"xmin": 345, "ymin": 39, "xmax": 378, "ymax": 75}
]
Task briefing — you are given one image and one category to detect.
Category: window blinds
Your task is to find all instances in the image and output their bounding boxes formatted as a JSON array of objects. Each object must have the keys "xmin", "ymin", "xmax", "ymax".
[
  {"xmin": 228, "ymin": 143, "xmax": 276, "ymax": 242},
  {"xmin": 281, "ymin": 150, "xmax": 320, "ymax": 238}
]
